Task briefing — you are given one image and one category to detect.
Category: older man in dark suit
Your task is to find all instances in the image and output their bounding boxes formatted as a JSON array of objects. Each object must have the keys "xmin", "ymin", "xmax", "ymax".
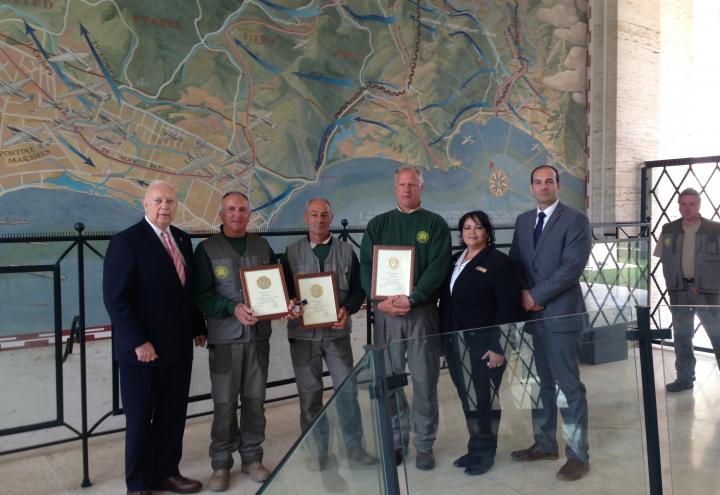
[
  {"xmin": 508, "ymin": 165, "xmax": 592, "ymax": 481},
  {"xmin": 104, "ymin": 180, "xmax": 205, "ymax": 495}
]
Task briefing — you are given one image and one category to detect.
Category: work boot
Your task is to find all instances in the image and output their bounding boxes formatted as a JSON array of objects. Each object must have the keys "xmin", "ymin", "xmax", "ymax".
[
  {"xmin": 348, "ymin": 446, "xmax": 377, "ymax": 465},
  {"xmin": 208, "ymin": 469, "xmax": 230, "ymax": 492},
  {"xmin": 241, "ymin": 462, "xmax": 271, "ymax": 483},
  {"xmin": 415, "ymin": 449, "xmax": 435, "ymax": 471}
]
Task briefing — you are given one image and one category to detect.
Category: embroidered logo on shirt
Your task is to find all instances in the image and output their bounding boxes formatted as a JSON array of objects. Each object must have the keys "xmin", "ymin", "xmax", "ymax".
[
  {"xmin": 214, "ymin": 265, "xmax": 229, "ymax": 279},
  {"xmin": 475, "ymin": 266, "xmax": 487, "ymax": 273},
  {"xmin": 416, "ymin": 230, "xmax": 430, "ymax": 243}
]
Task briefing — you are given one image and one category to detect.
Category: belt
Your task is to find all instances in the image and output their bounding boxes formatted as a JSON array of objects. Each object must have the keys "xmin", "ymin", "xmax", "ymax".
[{"xmin": 683, "ymin": 277, "xmax": 694, "ymax": 284}]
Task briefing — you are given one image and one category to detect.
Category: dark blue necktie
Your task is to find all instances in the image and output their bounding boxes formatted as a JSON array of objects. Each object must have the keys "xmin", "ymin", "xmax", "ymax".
[{"xmin": 533, "ymin": 211, "xmax": 546, "ymax": 247}]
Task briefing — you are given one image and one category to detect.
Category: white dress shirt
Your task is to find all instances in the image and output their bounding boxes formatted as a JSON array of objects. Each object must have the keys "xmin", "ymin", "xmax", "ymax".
[
  {"xmin": 145, "ymin": 216, "xmax": 186, "ymax": 265},
  {"xmin": 535, "ymin": 198, "xmax": 560, "ymax": 229},
  {"xmin": 449, "ymin": 248, "xmax": 473, "ymax": 294}
]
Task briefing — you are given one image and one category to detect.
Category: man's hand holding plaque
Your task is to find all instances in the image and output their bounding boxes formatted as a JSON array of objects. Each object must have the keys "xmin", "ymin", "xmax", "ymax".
[
  {"xmin": 239, "ymin": 264, "xmax": 290, "ymax": 320},
  {"xmin": 294, "ymin": 272, "xmax": 340, "ymax": 329}
]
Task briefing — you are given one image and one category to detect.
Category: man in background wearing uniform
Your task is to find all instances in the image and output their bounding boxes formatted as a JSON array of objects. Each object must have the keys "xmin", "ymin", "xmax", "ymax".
[{"xmin": 655, "ymin": 187, "xmax": 720, "ymax": 392}]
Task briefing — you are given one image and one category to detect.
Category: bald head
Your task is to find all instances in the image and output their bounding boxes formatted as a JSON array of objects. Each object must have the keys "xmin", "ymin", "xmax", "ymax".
[{"xmin": 143, "ymin": 180, "xmax": 177, "ymax": 230}]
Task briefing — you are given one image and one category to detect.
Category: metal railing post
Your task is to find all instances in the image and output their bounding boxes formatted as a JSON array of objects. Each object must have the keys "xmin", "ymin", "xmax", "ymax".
[
  {"xmin": 634, "ymin": 305, "xmax": 670, "ymax": 495},
  {"xmin": 75, "ymin": 223, "xmax": 92, "ymax": 488},
  {"xmin": 365, "ymin": 345, "xmax": 401, "ymax": 495}
]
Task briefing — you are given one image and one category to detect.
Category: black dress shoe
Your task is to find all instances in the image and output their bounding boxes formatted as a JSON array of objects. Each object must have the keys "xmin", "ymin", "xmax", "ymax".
[
  {"xmin": 453, "ymin": 453, "xmax": 471, "ymax": 468},
  {"xmin": 395, "ymin": 447, "xmax": 404, "ymax": 466},
  {"xmin": 666, "ymin": 379, "xmax": 694, "ymax": 392},
  {"xmin": 127, "ymin": 491, "xmax": 152, "ymax": 495},
  {"xmin": 152, "ymin": 475, "xmax": 202, "ymax": 494},
  {"xmin": 465, "ymin": 457, "xmax": 494, "ymax": 476}
]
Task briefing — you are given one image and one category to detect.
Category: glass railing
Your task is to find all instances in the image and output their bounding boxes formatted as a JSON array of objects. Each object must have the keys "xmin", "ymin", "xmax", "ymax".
[
  {"xmin": 258, "ymin": 350, "xmax": 388, "ymax": 494},
  {"xmin": 261, "ymin": 308, "xmax": 654, "ymax": 494},
  {"xmin": 654, "ymin": 304, "xmax": 720, "ymax": 494}
]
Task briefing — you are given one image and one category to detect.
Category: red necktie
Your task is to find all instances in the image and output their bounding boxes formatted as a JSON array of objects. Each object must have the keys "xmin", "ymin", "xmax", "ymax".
[{"xmin": 161, "ymin": 230, "xmax": 186, "ymax": 286}]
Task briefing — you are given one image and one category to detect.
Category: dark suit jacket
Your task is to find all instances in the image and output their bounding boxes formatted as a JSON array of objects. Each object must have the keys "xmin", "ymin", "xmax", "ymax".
[
  {"xmin": 440, "ymin": 247, "xmax": 522, "ymax": 354},
  {"xmin": 103, "ymin": 219, "xmax": 204, "ymax": 366},
  {"xmin": 509, "ymin": 202, "xmax": 592, "ymax": 322}
]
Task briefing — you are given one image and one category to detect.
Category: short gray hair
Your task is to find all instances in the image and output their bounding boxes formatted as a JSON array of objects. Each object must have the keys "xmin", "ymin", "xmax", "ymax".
[
  {"xmin": 394, "ymin": 165, "xmax": 424, "ymax": 185},
  {"xmin": 678, "ymin": 188, "xmax": 700, "ymax": 200},
  {"xmin": 220, "ymin": 191, "xmax": 250, "ymax": 211},
  {"xmin": 222, "ymin": 191, "xmax": 249, "ymax": 202},
  {"xmin": 305, "ymin": 197, "xmax": 333, "ymax": 214}
]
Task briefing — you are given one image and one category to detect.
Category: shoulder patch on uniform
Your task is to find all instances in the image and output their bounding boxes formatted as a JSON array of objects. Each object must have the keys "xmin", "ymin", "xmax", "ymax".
[
  {"xmin": 663, "ymin": 237, "xmax": 672, "ymax": 246},
  {"xmin": 214, "ymin": 265, "xmax": 229, "ymax": 279},
  {"xmin": 416, "ymin": 230, "xmax": 430, "ymax": 243}
]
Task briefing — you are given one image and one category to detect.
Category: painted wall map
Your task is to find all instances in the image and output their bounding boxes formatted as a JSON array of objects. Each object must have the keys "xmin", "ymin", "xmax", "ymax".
[{"xmin": 0, "ymin": 0, "xmax": 588, "ymax": 233}]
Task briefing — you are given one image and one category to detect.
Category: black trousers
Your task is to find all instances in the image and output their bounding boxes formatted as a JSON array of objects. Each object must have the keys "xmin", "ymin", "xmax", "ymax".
[
  {"xmin": 119, "ymin": 358, "xmax": 192, "ymax": 491},
  {"xmin": 445, "ymin": 332, "xmax": 505, "ymax": 459}
]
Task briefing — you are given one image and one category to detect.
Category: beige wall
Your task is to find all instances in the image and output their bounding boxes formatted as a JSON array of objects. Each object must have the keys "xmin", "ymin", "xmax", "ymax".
[
  {"xmin": 587, "ymin": 0, "xmax": 665, "ymax": 223},
  {"xmin": 585, "ymin": 0, "xmax": 720, "ymax": 224}
]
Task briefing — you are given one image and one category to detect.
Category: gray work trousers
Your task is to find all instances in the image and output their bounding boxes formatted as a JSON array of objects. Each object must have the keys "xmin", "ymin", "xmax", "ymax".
[
  {"xmin": 289, "ymin": 337, "xmax": 363, "ymax": 456},
  {"xmin": 373, "ymin": 304, "xmax": 440, "ymax": 451},
  {"xmin": 669, "ymin": 283, "xmax": 720, "ymax": 382},
  {"xmin": 208, "ymin": 340, "xmax": 269, "ymax": 469}
]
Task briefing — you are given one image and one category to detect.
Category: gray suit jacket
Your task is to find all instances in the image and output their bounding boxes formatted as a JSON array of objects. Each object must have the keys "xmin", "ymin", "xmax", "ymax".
[{"xmin": 509, "ymin": 202, "xmax": 591, "ymax": 322}]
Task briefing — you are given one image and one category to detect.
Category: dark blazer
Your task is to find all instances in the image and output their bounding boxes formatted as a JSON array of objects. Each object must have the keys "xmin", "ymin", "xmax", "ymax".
[
  {"xmin": 509, "ymin": 202, "xmax": 591, "ymax": 321},
  {"xmin": 103, "ymin": 219, "xmax": 204, "ymax": 366},
  {"xmin": 440, "ymin": 247, "xmax": 522, "ymax": 353}
]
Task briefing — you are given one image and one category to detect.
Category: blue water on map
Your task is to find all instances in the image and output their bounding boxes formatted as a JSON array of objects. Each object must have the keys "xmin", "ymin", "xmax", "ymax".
[
  {"xmin": 269, "ymin": 117, "xmax": 586, "ymax": 230},
  {"xmin": 0, "ymin": 189, "xmax": 141, "ymax": 336}
]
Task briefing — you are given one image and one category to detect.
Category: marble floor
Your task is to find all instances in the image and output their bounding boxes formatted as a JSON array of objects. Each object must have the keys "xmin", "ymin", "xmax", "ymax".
[{"xmin": 1, "ymin": 339, "xmax": 719, "ymax": 495}]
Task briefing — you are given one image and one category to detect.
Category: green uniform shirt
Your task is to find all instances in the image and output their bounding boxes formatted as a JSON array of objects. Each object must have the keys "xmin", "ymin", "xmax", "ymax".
[
  {"xmin": 194, "ymin": 235, "xmax": 276, "ymax": 318},
  {"xmin": 360, "ymin": 207, "xmax": 451, "ymax": 304}
]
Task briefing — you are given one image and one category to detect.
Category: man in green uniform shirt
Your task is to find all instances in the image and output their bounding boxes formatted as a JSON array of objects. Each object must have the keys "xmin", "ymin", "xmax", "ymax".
[
  {"xmin": 194, "ymin": 192, "xmax": 274, "ymax": 491},
  {"xmin": 282, "ymin": 198, "xmax": 376, "ymax": 470},
  {"xmin": 360, "ymin": 166, "xmax": 451, "ymax": 471}
]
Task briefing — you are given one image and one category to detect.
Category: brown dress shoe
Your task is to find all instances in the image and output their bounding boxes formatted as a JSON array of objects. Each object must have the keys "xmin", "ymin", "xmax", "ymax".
[
  {"xmin": 151, "ymin": 475, "xmax": 202, "ymax": 493},
  {"xmin": 556, "ymin": 457, "xmax": 590, "ymax": 481},
  {"xmin": 241, "ymin": 462, "xmax": 271, "ymax": 483},
  {"xmin": 510, "ymin": 443, "xmax": 559, "ymax": 462}
]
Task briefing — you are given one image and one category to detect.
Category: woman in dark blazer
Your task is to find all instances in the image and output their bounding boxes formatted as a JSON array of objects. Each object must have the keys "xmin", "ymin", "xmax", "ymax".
[{"xmin": 440, "ymin": 210, "xmax": 522, "ymax": 476}]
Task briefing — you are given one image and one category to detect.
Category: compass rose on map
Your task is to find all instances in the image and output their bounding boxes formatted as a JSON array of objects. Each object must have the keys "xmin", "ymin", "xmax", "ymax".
[{"xmin": 488, "ymin": 168, "xmax": 509, "ymax": 197}]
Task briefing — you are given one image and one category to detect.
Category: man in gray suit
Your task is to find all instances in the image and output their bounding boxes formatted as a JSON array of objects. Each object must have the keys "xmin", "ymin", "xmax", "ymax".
[{"xmin": 508, "ymin": 165, "xmax": 592, "ymax": 481}]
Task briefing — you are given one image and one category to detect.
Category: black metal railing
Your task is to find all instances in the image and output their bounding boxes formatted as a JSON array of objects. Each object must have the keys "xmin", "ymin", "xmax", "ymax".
[{"xmin": 643, "ymin": 155, "xmax": 720, "ymax": 350}]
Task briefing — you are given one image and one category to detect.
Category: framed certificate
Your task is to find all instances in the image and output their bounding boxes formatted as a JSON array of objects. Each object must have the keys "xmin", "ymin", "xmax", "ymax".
[
  {"xmin": 239, "ymin": 264, "xmax": 290, "ymax": 320},
  {"xmin": 295, "ymin": 272, "xmax": 340, "ymax": 329},
  {"xmin": 371, "ymin": 245, "xmax": 415, "ymax": 299}
]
